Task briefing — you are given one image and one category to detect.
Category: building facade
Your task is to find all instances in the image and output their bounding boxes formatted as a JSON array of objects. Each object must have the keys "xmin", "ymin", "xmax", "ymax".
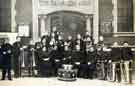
[
  {"xmin": 32, "ymin": 0, "xmax": 99, "ymax": 43},
  {"xmin": 0, "ymin": 0, "xmax": 134, "ymax": 45}
]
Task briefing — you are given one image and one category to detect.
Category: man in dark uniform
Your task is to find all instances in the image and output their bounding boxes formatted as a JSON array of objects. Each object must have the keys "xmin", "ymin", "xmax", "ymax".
[
  {"xmin": 83, "ymin": 32, "xmax": 91, "ymax": 44},
  {"xmin": 86, "ymin": 43, "xmax": 97, "ymax": 79},
  {"xmin": 121, "ymin": 42, "xmax": 133, "ymax": 83},
  {"xmin": 27, "ymin": 40, "xmax": 36, "ymax": 76},
  {"xmin": 83, "ymin": 31, "xmax": 94, "ymax": 45},
  {"xmin": 83, "ymin": 36, "xmax": 92, "ymax": 61},
  {"xmin": 54, "ymin": 35, "xmax": 64, "ymax": 76},
  {"xmin": 74, "ymin": 34, "xmax": 84, "ymax": 51},
  {"xmin": 57, "ymin": 35, "xmax": 64, "ymax": 60},
  {"xmin": 49, "ymin": 45, "xmax": 61, "ymax": 76},
  {"xmin": 13, "ymin": 36, "xmax": 22, "ymax": 78},
  {"xmin": 51, "ymin": 26, "xmax": 59, "ymax": 41},
  {"xmin": 49, "ymin": 33, "xmax": 57, "ymax": 49},
  {"xmin": 111, "ymin": 42, "xmax": 121, "ymax": 82},
  {"xmin": 97, "ymin": 43, "xmax": 111, "ymax": 80},
  {"xmin": 62, "ymin": 42, "xmax": 72, "ymax": 64},
  {"xmin": 41, "ymin": 33, "xmax": 50, "ymax": 47},
  {"xmin": 66, "ymin": 36, "xmax": 74, "ymax": 51},
  {"xmin": 34, "ymin": 41, "xmax": 43, "ymax": 76},
  {"xmin": 40, "ymin": 46, "xmax": 52, "ymax": 77},
  {"xmin": 57, "ymin": 35, "xmax": 64, "ymax": 48},
  {"xmin": 0, "ymin": 42, "xmax": 4, "ymax": 69},
  {"xmin": 80, "ymin": 36, "xmax": 93, "ymax": 79},
  {"xmin": 72, "ymin": 45, "xmax": 84, "ymax": 78},
  {"xmin": 1, "ymin": 38, "xmax": 13, "ymax": 80}
]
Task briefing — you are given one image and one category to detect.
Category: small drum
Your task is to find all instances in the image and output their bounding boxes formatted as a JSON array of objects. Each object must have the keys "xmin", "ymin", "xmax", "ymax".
[{"xmin": 57, "ymin": 65, "xmax": 77, "ymax": 81}]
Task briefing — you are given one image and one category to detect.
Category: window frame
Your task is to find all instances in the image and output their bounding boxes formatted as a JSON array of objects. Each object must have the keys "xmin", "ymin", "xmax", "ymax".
[{"xmin": 112, "ymin": 0, "xmax": 135, "ymax": 37}]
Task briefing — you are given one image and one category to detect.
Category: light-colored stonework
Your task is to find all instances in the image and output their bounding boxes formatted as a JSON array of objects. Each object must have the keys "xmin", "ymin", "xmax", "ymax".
[{"xmin": 32, "ymin": 0, "xmax": 99, "ymax": 43}]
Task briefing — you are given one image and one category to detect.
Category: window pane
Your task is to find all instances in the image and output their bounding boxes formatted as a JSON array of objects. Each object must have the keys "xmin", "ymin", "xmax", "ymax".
[
  {"xmin": 117, "ymin": 0, "xmax": 133, "ymax": 32},
  {"xmin": 0, "ymin": 0, "xmax": 11, "ymax": 32}
]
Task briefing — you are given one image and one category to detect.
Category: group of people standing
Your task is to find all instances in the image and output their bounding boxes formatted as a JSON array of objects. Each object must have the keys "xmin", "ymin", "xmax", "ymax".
[
  {"xmin": 0, "ymin": 27, "xmax": 134, "ymax": 83},
  {"xmin": 34, "ymin": 29, "xmax": 96, "ymax": 78},
  {"xmin": 110, "ymin": 42, "xmax": 133, "ymax": 83}
]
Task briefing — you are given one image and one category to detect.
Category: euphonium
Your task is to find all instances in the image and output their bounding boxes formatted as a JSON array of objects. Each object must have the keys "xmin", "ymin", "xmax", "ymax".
[
  {"xmin": 31, "ymin": 48, "xmax": 36, "ymax": 67},
  {"xmin": 21, "ymin": 47, "xmax": 25, "ymax": 67}
]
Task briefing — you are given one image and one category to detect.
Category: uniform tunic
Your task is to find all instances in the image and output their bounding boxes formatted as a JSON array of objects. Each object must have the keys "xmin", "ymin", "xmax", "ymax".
[
  {"xmin": 111, "ymin": 47, "xmax": 121, "ymax": 62},
  {"xmin": 1, "ymin": 43, "xmax": 13, "ymax": 69},
  {"xmin": 121, "ymin": 47, "xmax": 133, "ymax": 61}
]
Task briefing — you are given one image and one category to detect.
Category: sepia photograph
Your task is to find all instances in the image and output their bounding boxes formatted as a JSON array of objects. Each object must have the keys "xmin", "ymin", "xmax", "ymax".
[{"xmin": 0, "ymin": 0, "xmax": 135, "ymax": 86}]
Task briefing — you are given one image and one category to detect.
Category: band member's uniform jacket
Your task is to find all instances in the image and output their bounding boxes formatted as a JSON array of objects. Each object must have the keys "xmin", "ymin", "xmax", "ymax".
[
  {"xmin": 62, "ymin": 50, "xmax": 72, "ymax": 64},
  {"xmin": 111, "ymin": 47, "xmax": 121, "ymax": 62},
  {"xmin": 34, "ymin": 46, "xmax": 42, "ymax": 74},
  {"xmin": 121, "ymin": 47, "xmax": 133, "ymax": 61},
  {"xmin": 49, "ymin": 48, "xmax": 62, "ymax": 76},
  {"xmin": 39, "ymin": 46, "xmax": 52, "ymax": 76},
  {"xmin": 74, "ymin": 39, "xmax": 84, "ymax": 51},
  {"xmin": 13, "ymin": 41, "xmax": 22, "ymax": 77},
  {"xmin": 66, "ymin": 39, "xmax": 74, "ymax": 50},
  {"xmin": 1, "ymin": 43, "xmax": 13, "ymax": 80},
  {"xmin": 110, "ymin": 47, "xmax": 121, "ymax": 82}
]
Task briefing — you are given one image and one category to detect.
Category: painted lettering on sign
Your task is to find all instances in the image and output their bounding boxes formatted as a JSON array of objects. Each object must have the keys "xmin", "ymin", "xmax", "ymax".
[{"xmin": 39, "ymin": 0, "xmax": 91, "ymax": 7}]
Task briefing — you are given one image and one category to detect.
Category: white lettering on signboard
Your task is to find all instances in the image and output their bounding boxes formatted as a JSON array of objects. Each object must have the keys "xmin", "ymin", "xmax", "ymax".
[{"xmin": 39, "ymin": 0, "xmax": 91, "ymax": 7}]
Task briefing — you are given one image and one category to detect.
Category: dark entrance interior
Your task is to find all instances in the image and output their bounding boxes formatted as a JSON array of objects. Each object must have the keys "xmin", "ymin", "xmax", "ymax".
[{"xmin": 48, "ymin": 11, "xmax": 86, "ymax": 39}]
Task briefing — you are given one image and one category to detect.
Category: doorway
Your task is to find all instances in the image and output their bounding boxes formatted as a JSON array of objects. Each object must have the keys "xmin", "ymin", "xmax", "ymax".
[{"xmin": 47, "ymin": 11, "xmax": 86, "ymax": 39}]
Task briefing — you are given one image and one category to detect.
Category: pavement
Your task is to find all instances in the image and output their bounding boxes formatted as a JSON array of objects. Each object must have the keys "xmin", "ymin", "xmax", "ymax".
[{"xmin": 0, "ymin": 77, "xmax": 135, "ymax": 86}]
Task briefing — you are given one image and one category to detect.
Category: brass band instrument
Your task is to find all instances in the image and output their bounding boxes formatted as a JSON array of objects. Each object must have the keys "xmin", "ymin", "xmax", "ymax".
[
  {"xmin": 31, "ymin": 48, "xmax": 36, "ymax": 67},
  {"xmin": 21, "ymin": 48, "xmax": 25, "ymax": 68}
]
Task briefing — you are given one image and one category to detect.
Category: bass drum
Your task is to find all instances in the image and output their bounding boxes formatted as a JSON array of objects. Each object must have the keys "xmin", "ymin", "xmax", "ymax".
[{"xmin": 57, "ymin": 68, "xmax": 77, "ymax": 81}]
